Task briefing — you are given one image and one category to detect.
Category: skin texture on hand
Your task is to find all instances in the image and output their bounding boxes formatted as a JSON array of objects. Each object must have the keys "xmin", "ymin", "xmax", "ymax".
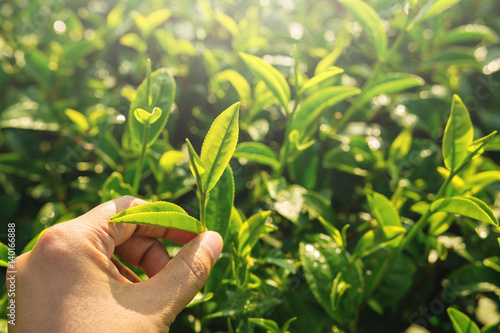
[{"xmin": 8, "ymin": 196, "xmax": 223, "ymax": 332}]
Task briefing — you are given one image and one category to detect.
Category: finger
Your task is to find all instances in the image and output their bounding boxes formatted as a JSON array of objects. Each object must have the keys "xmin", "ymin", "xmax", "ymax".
[
  {"xmin": 114, "ymin": 237, "xmax": 171, "ymax": 278},
  {"xmin": 139, "ymin": 231, "xmax": 223, "ymax": 317},
  {"xmin": 110, "ymin": 255, "xmax": 142, "ymax": 283}
]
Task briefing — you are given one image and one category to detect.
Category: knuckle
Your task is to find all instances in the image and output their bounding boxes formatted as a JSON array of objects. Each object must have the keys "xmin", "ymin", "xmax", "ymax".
[{"xmin": 32, "ymin": 226, "xmax": 72, "ymax": 257}]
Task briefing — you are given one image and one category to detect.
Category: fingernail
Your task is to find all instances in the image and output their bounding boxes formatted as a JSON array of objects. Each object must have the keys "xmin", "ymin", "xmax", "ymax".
[{"xmin": 201, "ymin": 231, "xmax": 223, "ymax": 261}]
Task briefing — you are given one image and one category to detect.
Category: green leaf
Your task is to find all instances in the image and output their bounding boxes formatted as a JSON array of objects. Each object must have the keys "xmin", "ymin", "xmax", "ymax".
[
  {"xmin": 206, "ymin": 166, "xmax": 234, "ymax": 241},
  {"xmin": 337, "ymin": 0, "xmax": 387, "ymax": 59},
  {"xmin": 186, "ymin": 138, "xmax": 206, "ymax": 177},
  {"xmin": 467, "ymin": 131, "xmax": 497, "ymax": 159},
  {"xmin": 101, "ymin": 172, "xmax": 134, "ymax": 203},
  {"xmin": 303, "ymin": 192, "xmax": 342, "ymax": 244},
  {"xmin": 298, "ymin": 67, "xmax": 344, "ymax": 96},
  {"xmin": 330, "ymin": 272, "xmax": 351, "ymax": 310},
  {"xmin": 159, "ymin": 150, "xmax": 185, "ymax": 173},
  {"xmin": 240, "ymin": 52, "xmax": 291, "ymax": 110},
  {"xmin": 233, "ymin": 142, "xmax": 280, "ymax": 170},
  {"xmin": 443, "ymin": 95, "xmax": 473, "ymax": 171},
  {"xmin": 388, "ymin": 127, "xmax": 413, "ymax": 162},
  {"xmin": 133, "ymin": 9, "xmax": 171, "ymax": 38},
  {"xmin": 133, "ymin": 107, "xmax": 162, "ymax": 125},
  {"xmin": 212, "ymin": 69, "xmax": 251, "ymax": 105},
  {"xmin": 366, "ymin": 190, "xmax": 401, "ymax": 227},
  {"xmin": 420, "ymin": 0, "xmax": 462, "ymax": 22},
  {"xmin": 129, "ymin": 68, "xmax": 175, "ymax": 146},
  {"xmin": 110, "ymin": 201, "xmax": 203, "ymax": 234},
  {"xmin": 483, "ymin": 257, "xmax": 500, "ymax": 273},
  {"xmin": 65, "ymin": 108, "xmax": 89, "ymax": 132},
  {"xmin": 0, "ymin": 242, "xmax": 9, "ymax": 267},
  {"xmin": 214, "ymin": 12, "xmax": 239, "ymax": 37},
  {"xmin": 291, "ymin": 86, "xmax": 360, "ymax": 134},
  {"xmin": 238, "ymin": 211, "xmax": 272, "ymax": 257},
  {"xmin": 248, "ymin": 318, "xmax": 280, "ymax": 333},
  {"xmin": 200, "ymin": 102, "xmax": 240, "ymax": 193},
  {"xmin": 431, "ymin": 196, "xmax": 498, "ymax": 226},
  {"xmin": 441, "ymin": 25, "xmax": 499, "ymax": 45},
  {"xmin": 186, "ymin": 292, "xmax": 214, "ymax": 308},
  {"xmin": 281, "ymin": 317, "xmax": 297, "ymax": 333},
  {"xmin": 359, "ymin": 73, "xmax": 425, "ymax": 105},
  {"xmin": 300, "ymin": 234, "xmax": 363, "ymax": 325},
  {"xmin": 447, "ymin": 308, "xmax": 481, "ymax": 333},
  {"xmin": 352, "ymin": 226, "xmax": 406, "ymax": 260},
  {"xmin": 421, "ymin": 50, "xmax": 480, "ymax": 70}
]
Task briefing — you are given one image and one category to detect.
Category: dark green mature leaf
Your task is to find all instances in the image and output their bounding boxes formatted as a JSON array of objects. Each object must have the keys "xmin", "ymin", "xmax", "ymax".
[
  {"xmin": 101, "ymin": 172, "xmax": 134, "ymax": 203},
  {"xmin": 206, "ymin": 166, "xmax": 234, "ymax": 241},
  {"xmin": 291, "ymin": 86, "xmax": 360, "ymax": 134},
  {"xmin": 240, "ymin": 52, "xmax": 291, "ymax": 110},
  {"xmin": 200, "ymin": 102, "xmax": 240, "ymax": 193},
  {"xmin": 443, "ymin": 263, "xmax": 500, "ymax": 298},
  {"xmin": 352, "ymin": 226, "xmax": 406, "ymax": 260},
  {"xmin": 238, "ymin": 211, "xmax": 272, "ymax": 257},
  {"xmin": 234, "ymin": 142, "xmax": 280, "ymax": 170},
  {"xmin": 366, "ymin": 190, "xmax": 401, "ymax": 227},
  {"xmin": 129, "ymin": 68, "xmax": 175, "ymax": 146},
  {"xmin": 337, "ymin": 0, "xmax": 387, "ymax": 59},
  {"xmin": 110, "ymin": 201, "xmax": 203, "ymax": 233},
  {"xmin": 300, "ymin": 234, "xmax": 363, "ymax": 326},
  {"xmin": 431, "ymin": 196, "xmax": 498, "ymax": 226},
  {"xmin": 443, "ymin": 95, "xmax": 473, "ymax": 171},
  {"xmin": 447, "ymin": 308, "xmax": 481, "ymax": 333}
]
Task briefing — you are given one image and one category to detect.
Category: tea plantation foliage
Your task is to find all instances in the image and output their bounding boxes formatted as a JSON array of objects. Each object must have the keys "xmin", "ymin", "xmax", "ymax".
[{"xmin": 1, "ymin": 0, "xmax": 500, "ymax": 332}]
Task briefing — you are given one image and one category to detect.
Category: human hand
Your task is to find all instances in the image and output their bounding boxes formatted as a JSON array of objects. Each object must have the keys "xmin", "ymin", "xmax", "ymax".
[{"xmin": 9, "ymin": 196, "xmax": 223, "ymax": 332}]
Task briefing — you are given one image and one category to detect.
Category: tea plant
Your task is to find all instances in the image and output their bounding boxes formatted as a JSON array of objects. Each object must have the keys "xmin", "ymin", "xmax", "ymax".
[{"xmin": 1, "ymin": 0, "xmax": 500, "ymax": 332}]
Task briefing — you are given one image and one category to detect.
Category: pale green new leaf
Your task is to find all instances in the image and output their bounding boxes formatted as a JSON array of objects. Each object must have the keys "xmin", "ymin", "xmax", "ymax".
[
  {"xmin": 159, "ymin": 150, "xmax": 185, "ymax": 173},
  {"xmin": 298, "ymin": 67, "xmax": 344, "ymax": 96},
  {"xmin": 447, "ymin": 308, "xmax": 481, "ymax": 333},
  {"xmin": 233, "ymin": 142, "xmax": 280, "ymax": 170},
  {"xmin": 212, "ymin": 70, "xmax": 251, "ymax": 105},
  {"xmin": 129, "ymin": 68, "xmax": 175, "ymax": 146},
  {"xmin": 388, "ymin": 127, "xmax": 413, "ymax": 162},
  {"xmin": 101, "ymin": 172, "xmax": 134, "ymax": 203},
  {"xmin": 110, "ymin": 202, "xmax": 203, "ymax": 234},
  {"xmin": 133, "ymin": 107, "xmax": 162, "ymax": 125},
  {"xmin": 441, "ymin": 25, "xmax": 499, "ymax": 45},
  {"xmin": 292, "ymin": 86, "xmax": 360, "ymax": 133},
  {"xmin": 186, "ymin": 292, "xmax": 214, "ymax": 308},
  {"xmin": 352, "ymin": 226, "xmax": 406, "ymax": 260},
  {"xmin": 200, "ymin": 102, "xmax": 240, "ymax": 193},
  {"xmin": 238, "ymin": 211, "xmax": 272, "ymax": 257},
  {"xmin": 420, "ymin": 0, "xmax": 461, "ymax": 22},
  {"xmin": 338, "ymin": 0, "xmax": 387, "ymax": 59},
  {"xmin": 366, "ymin": 189, "xmax": 401, "ymax": 227},
  {"xmin": 206, "ymin": 166, "xmax": 234, "ymax": 241},
  {"xmin": 443, "ymin": 95, "xmax": 473, "ymax": 171},
  {"xmin": 0, "ymin": 242, "xmax": 9, "ymax": 267},
  {"xmin": 240, "ymin": 52, "xmax": 291, "ymax": 110},
  {"xmin": 65, "ymin": 109, "xmax": 89, "ymax": 132},
  {"xmin": 431, "ymin": 196, "xmax": 498, "ymax": 226},
  {"xmin": 186, "ymin": 138, "xmax": 206, "ymax": 176},
  {"xmin": 467, "ymin": 131, "xmax": 497, "ymax": 159},
  {"xmin": 359, "ymin": 73, "xmax": 424, "ymax": 105},
  {"xmin": 248, "ymin": 318, "xmax": 280, "ymax": 333}
]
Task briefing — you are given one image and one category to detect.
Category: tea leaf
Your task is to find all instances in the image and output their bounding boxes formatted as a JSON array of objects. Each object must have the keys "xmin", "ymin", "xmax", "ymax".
[
  {"xmin": 186, "ymin": 138, "xmax": 206, "ymax": 177},
  {"xmin": 352, "ymin": 226, "xmax": 406, "ymax": 260},
  {"xmin": 238, "ymin": 211, "xmax": 272, "ymax": 257},
  {"xmin": 240, "ymin": 52, "xmax": 291, "ymax": 110},
  {"xmin": 447, "ymin": 308, "xmax": 481, "ymax": 333},
  {"xmin": 366, "ymin": 189, "xmax": 401, "ymax": 227},
  {"xmin": 159, "ymin": 150, "xmax": 185, "ymax": 173},
  {"xmin": 338, "ymin": 0, "xmax": 387, "ymax": 59},
  {"xmin": 467, "ymin": 131, "xmax": 497, "ymax": 159},
  {"xmin": 110, "ymin": 202, "xmax": 203, "ymax": 234},
  {"xmin": 292, "ymin": 86, "xmax": 360, "ymax": 134},
  {"xmin": 233, "ymin": 142, "xmax": 280, "ymax": 170},
  {"xmin": 65, "ymin": 108, "xmax": 89, "ymax": 132},
  {"xmin": 298, "ymin": 67, "xmax": 344, "ymax": 96},
  {"xmin": 388, "ymin": 126, "xmax": 413, "ymax": 162},
  {"xmin": 206, "ymin": 166, "xmax": 234, "ymax": 241},
  {"xmin": 248, "ymin": 318, "xmax": 280, "ymax": 333},
  {"xmin": 133, "ymin": 107, "xmax": 162, "ymax": 125},
  {"xmin": 359, "ymin": 73, "xmax": 424, "ymax": 105},
  {"xmin": 212, "ymin": 69, "xmax": 251, "ymax": 105},
  {"xmin": 200, "ymin": 102, "xmax": 240, "ymax": 193},
  {"xmin": 129, "ymin": 68, "xmax": 175, "ymax": 146},
  {"xmin": 441, "ymin": 25, "xmax": 499, "ymax": 45},
  {"xmin": 101, "ymin": 172, "xmax": 134, "ymax": 203},
  {"xmin": 431, "ymin": 196, "xmax": 498, "ymax": 226},
  {"xmin": 0, "ymin": 242, "xmax": 9, "ymax": 267},
  {"xmin": 443, "ymin": 95, "xmax": 473, "ymax": 171},
  {"xmin": 186, "ymin": 292, "xmax": 214, "ymax": 308}
]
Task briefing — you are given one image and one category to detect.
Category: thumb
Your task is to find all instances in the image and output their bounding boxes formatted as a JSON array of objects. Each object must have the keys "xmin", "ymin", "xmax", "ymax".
[{"xmin": 147, "ymin": 231, "xmax": 223, "ymax": 317}]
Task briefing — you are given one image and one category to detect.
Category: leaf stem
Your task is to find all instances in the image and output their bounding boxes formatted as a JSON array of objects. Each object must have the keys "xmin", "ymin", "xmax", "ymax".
[{"xmin": 132, "ymin": 122, "xmax": 150, "ymax": 194}]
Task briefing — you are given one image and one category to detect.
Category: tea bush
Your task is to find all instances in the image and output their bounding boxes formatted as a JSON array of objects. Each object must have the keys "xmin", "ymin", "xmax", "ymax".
[{"xmin": 1, "ymin": 0, "xmax": 500, "ymax": 332}]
